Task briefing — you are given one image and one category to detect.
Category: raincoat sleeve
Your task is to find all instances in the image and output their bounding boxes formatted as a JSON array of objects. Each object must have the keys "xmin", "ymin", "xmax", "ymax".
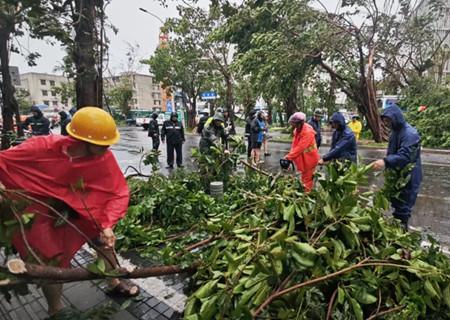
[
  {"xmin": 285, "ymin": 131, "xmax": 314, "ymax": 160},
  {"xmin": 384, "ymin": 133, "xmax": 420, "ymax": 170},
  {"xmin": 322, "ymin": 132, "xmax": 353, "ymax": 161},
  {"xmin": 101, "ymin": 186, "xmax": 129, "ymax": 229}
]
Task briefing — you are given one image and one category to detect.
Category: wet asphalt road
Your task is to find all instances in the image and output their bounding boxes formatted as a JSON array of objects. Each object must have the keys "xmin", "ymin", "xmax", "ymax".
[{"xmin": 112, "ymin": 127, "xmax": 450, "ymax": 244}]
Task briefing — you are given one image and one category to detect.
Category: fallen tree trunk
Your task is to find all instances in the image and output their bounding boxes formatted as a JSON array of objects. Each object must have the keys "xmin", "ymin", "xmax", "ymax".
[{"xmin": 3, "ymin": 259, "xmax": 198, "ymax": 284}]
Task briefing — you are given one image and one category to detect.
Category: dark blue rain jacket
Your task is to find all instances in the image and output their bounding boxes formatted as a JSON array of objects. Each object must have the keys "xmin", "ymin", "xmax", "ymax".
[
  {"xmin": 382, "ymin": 104, "xmax": 422, "ymax": 217},
  {"xmin": 323, "ymin": 112, "xmax": 357, "ymax": 163}
]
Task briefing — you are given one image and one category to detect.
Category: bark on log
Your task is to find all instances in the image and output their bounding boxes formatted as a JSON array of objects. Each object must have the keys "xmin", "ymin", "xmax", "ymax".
[{"xmin": 4, "ymin": 258, "xmax": 198, "ymax": 283}]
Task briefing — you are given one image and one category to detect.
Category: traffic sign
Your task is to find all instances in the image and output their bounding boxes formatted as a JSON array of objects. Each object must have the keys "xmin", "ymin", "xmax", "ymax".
[
  {"xmin": 167, "ymin": 100, "xmax": 173, "ymax": 112},
  {"xmin": 201, "ymin": 91, "xmax": 217, "ymax": 100}
]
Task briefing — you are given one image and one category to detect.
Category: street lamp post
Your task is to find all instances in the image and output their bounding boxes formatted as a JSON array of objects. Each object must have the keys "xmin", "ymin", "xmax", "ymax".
[{"xmin": 138, "ymin": 7, "xmax": 164, "ymax": 24}]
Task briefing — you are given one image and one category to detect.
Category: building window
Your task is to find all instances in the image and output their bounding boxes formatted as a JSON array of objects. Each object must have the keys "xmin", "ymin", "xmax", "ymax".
[
  {"xmin": 40, "ymin": 79, "xmax": 46, "ymax": 85},
  {"xmin": 51, "ymin": 91, "xmax": 56, "ymax": 97},
  {"xmin": 132, "ymin": 99, "xmax": 138, "ymax": 105},
  {"xmin": 50, "ymin": 80, "xmax": 56, "ymax": 86},
  {"xmin": 43, "ymin": 100, "xmax": 50, "ymax": 105},
  {"xmin": 154, "ymin": 100, "xmax": 161, "ymax": 105},
  {"xmin": 42, "ymin": 90, "xmax": 48, "ymax": 96},
  {"xmin": 52, "ymin": 101, "xmax": 58, "ymax": 106}
]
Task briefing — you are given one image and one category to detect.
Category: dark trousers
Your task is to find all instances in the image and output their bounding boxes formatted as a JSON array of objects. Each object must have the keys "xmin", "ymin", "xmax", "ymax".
[
  {"xmin": 152, "ymin": 136, "xmax": 160, "ymax": 150},
  {"xmin": 247, "ymin": 136, "xmax": 252, "ymax": 158},
  {"xmin": 167, "ymin": 142, "xmax": 183, "ymax": 166}
]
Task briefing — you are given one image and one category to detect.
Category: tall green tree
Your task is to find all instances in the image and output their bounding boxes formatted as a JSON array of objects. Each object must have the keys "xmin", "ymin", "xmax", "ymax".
[
  {"xmin": 143, "ymin": 13, "xmax": 213, "ymax": 129},
  {"xmin": 106, "ymin": 77, "xmax": 133, "ymax": 116},
  {"xmin": 218, "ymin": 0, "xmax": 319, "ymax": 119},
  {"xmin": 312, "ymin": 0, "xmax": 446, "ymax": 141},
  {"xmin": 0, "ymin": 0, "xmax": 66, "ymax": 148}
]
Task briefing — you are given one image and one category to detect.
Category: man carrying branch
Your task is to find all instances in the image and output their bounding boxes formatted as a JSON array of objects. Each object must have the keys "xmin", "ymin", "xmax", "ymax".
[{"xmin": 0, "ymin": 107, "xmax": 138, "ymax": 316}]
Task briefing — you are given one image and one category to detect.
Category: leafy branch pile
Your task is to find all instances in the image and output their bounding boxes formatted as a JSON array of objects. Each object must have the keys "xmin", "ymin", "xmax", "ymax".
[{"xmin": 116, "ymin": 156, "xmax": 450, "ymax": 319}]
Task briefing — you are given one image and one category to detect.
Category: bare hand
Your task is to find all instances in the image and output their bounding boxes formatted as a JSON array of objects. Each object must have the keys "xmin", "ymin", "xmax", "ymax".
[
  {"xmin": 100, "ymin": 228, "xmax": 116, "ymax": 248},
  {"xmin": 318, "ymin": 159, "xmax": 324, "ymax": 165},
  {"xmin": 0, "ymin": 181, "xmax": 4, "ymax": 201},
  {"xmin": 224, "ymin": 149, "xmax": 230, "ymax": 155},
  {"xmin": 370, "ymin": 159, "xmax": 385, "ymax": 171}
]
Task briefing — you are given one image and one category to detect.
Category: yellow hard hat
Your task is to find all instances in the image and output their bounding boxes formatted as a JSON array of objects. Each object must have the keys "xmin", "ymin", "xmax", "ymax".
[{"xmin": 66, "ymin": 106, "xmax": 120, "ymax": 146}]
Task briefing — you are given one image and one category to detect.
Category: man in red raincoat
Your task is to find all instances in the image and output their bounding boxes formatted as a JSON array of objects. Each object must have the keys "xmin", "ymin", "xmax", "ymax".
[
  {"xmin": 0, "ymin": 107, "xmax": 137, "ymax": 316},
  {"xmin": 284, "ymin": 112, "xmax": 320, "ymax": 192}
]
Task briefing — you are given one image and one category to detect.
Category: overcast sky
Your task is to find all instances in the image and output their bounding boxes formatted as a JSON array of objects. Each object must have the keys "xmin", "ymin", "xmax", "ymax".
[{"xmin": 11, "ymin": 0, "xmax": 340, "ymax": 75}]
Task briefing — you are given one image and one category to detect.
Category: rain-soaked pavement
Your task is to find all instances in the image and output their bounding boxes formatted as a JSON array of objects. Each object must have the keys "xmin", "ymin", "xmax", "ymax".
[{"xmin": 113, "ymin": 126, "xmax": 450, "ymax": 244}]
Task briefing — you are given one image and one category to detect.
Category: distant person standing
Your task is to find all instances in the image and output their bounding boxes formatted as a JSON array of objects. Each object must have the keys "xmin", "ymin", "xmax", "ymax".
[
  {"xmin": 308, "ymin": 109, "xmax": 323, "ymax": 148},
  {"xmin": 319, "ymin": 112, "xmax": 357, "ymax": 165},
  {"xmin": 348, "ymin": 115, "xmax": 362, "ymax": 141},
  {"xmin": 245, "ymin": 110, "xmax": 257, "ymax": 158},
  {"xmin": 262, "ymin": 111, "xmax": 270, "ymax": 156},
  {"xmin": 148, "ymin": 112, "xmax": 160, "ymax": 151},
  {"xmin": 161, "ymin": 112, "xmax": 185, "ymax": 169},
  {"xmin": 250, "ymin": 111, "xmax": 266, "ymax": 165},
  {"xmin": 371, "ymin": 103, "xmax": 422, "ymax": 231},
  {"xmin": 22, "ymin": 106, "xmax": 50, "ymax": 136},
  {"xmin": 58, "ymin": 111, "xmax": 71, "ymax": 136}
]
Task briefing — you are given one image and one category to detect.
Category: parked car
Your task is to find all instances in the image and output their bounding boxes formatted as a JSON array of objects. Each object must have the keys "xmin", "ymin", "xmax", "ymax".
[{"xmin": 126, "ymin": 110, "xmax": 152, "ymax": 130}]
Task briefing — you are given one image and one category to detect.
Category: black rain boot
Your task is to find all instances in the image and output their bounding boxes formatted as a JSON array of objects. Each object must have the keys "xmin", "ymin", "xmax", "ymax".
[{"xmin": 394, "ymin": 215, "xmax": 409, "ymax": 232}]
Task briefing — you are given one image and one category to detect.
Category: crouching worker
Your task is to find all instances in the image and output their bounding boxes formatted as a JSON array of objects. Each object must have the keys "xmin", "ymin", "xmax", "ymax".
[
  {"xmin": 0, "ymin": 107, "xmax": 138, "ymax": 316},
  {"xmin": 284, "ymin": 112, "xmax": 320, "ymax": 192},
  {"xmin": 199, "ymin": 113, "xmax": 227, "ymax": 153}
]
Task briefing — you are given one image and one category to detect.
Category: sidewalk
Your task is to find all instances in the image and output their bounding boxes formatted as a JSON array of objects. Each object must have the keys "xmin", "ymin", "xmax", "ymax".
[{"xmin": 0, "ymin": 249, "xmax": 181, "ymax": 320}]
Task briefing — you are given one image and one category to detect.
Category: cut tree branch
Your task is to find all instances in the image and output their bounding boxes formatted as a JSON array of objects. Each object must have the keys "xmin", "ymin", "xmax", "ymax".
[{"xmin": 4, "ymin": 258, "xmax": 198, "ymax": 284}]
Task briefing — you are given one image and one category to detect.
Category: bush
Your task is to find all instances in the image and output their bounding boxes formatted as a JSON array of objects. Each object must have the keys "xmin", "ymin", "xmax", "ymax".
[{"xmin": 400, "ymin": 79, "xmax": 450, "ymax": 148}]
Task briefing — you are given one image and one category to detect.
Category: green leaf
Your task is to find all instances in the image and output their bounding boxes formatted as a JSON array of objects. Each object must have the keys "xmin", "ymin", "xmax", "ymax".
[
  {"xmin": 97, "ymin": 259, "xmax": 106, "ymax": 273},
  {"xmin": 323, "ymin": 205, "xmax": 334, "ymax": 219},
  {"xmin": 349, "ymin": 297, "xmax": 363, "ymax": 320},
  {"xmin": 337, "ymin": 287, "xmax": 345, "ymax": 304}
]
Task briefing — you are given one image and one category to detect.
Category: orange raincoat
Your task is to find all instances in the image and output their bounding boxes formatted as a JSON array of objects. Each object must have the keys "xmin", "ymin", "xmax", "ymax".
[{"xmin": 285, "ymin": 123, "xmax": 320, "ymax": 192}]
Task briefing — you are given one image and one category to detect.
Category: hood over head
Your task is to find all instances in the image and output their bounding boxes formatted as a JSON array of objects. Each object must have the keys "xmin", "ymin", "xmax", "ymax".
[
  {"xmin": 330, "ymin": 112, "xmax": 346, "ymax": 129},
  {"xmin": 59, "ymin": 111, "xmax": 68, "ymax": 120},
  {"xmin": 381, "ymin": 103, "xmax": 406, "ymax": 130},
  {"xmin": 31, "ymin": 105, "xmax": 43, "ymax": 117}
]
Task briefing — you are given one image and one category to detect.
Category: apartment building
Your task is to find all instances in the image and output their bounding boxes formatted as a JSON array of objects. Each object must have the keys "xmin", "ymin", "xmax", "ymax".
[
  {"xmin": 105, "ymin": 73, "xmax": 166, "ymax": 111},
  {"xmin": 19, "ymin": 72, "xmax": 73, "ymax": 109}
]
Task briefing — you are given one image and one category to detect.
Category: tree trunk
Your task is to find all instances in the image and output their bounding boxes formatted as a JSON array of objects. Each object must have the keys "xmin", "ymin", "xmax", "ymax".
[
  {"xmin": 267, "ymin": 101, "xmax": 273, "ymax": 125},
  {"xmin": 284, "ymin": 90, "xmax": 297, "ymax": 120},
  {"xmin": 363, "ymin": 48, "xmax": 387, "ymax": 142},
  {"xmin": 224, "ymin": 75, "xmax": 235, "ymax": 134},
  {"xmin": 0, "ymin": 30, "xmax": 22, "ymax": 149},
  {"xmin": 186, "ymin": 93, "xmax": 197, "ymax": 129},
  {"xmin": 72, "ymin": 0, "xmax": 102, "ymax": 109}
]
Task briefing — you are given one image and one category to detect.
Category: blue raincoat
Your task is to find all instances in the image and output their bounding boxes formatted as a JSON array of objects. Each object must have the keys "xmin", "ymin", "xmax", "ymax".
[
  {"xmin": 323, "ymin": 112, "xmax": 357, "ymax": 163},
  {"xmin": 382, "ymin": 104, "xmax": 422, "ymax": 220}
]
